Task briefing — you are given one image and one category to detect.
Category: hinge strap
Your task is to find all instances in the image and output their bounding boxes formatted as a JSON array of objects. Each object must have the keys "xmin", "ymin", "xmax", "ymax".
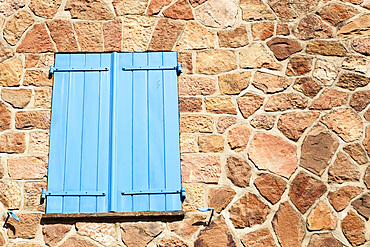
[
  {"xmin": 49, "ymin": 66, "xmax": 109, "ymax": 74},
  {"xmin": 41, "ymin": 189, "xmax": 106, "ymax": 199},
  {"xmin": 121, "ymin": 187, "xmax": 186, "ymax": 200},
  {"xmin": 122, "ymin": 63, "xmax": 182, "ymax": 75}
]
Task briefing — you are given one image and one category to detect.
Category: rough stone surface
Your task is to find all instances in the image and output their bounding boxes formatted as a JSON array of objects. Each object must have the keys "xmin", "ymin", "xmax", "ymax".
[
  {"xmin": 278, "ymin": 111, "xmax": 319, "ymax": 141},
  {"xmin": 365, "ymin": 109, "xmax": 370, "ymax": 122},
  {"xmin": 74, "ymin": 22, "xmax": 103, "ymax": 52},
  {"xmin": 300, "ymin": 124, "xmax": 339, "ymax": 176},
  {"xmin": 24, "ymin": 181, "xmax": 46, "ymax": 211},
  {"xmin": 307, "ymin": 202, "xmax": 336, "ymax": 230},
  {"xmin": 343, "ymin": 143, "xmax": 369, "ymax": 165},
  {"xmin": 342, "ymin": 56, "xmax": 368, "ymax": 74},
  {"xmin": 35, "ymin": 88, "xmax": 52, "ymax": 108},
  {"xmin": 0, "ymin": 58, "xmax": 22, "ymax": 87},
  {"xmin": 149, "ymin": 18, "xmax": 184, "ymax": 51},
  {"xmin": 217, "ymin": 116, "xmax": 236, "ymax": 133},
  {"xmin": 350, "ymin": 91, "xmax": 370, "ymax": 112},
  {"xmin": 7, "ymin": 213, "xmax": 41, "ymax": 239},
  {"xmin": 29, "ymin": 132, "xmax": 49, "ymax": 154},
  {"xmin": 321, "ymin": 108, "xmax": 363, "ymax": 142},
  {"xmin": 177, "ymin": 52, "xmax": 193, "ymax": 74},
  {"xmin": 317, "ymin": 3, "xmax": 358, "ymax": 25},
  {"xmin": 329, "ymin": 186, "xmax": 363, "ymax": 212},
  {"xmin": 146, "ymin": 0, "xmax": 171, "ymax": 15},
  {"xmin": 310, "ymin": 89, "xmax": 347, "ymax": 110},
  {"xmin": 308, "ymin": 233, "xmax": 347, "ymax": 247},
  {"xmin": 338, "ymin": 14, "xmax": 370, "ymax": 38},
  {"xmin": 179, "ymin": 97, "xmax": 202, "ymax": 112},
  {"xmin": 23, "ymin": 70, "xmax": 52, "ymax": 87},
  {"xmin": 198, "ymin": 135, "xmax": 224, "ymax": 152},
  {"xmin": 306, "ymin": 40, "xmax": 346, "ymax": 56},
  {"xmin": 265, "ymin": 93, "xmax": 307, "ymax": 112},
  {"xmin": 76, "ymin": 222, "xmax": 116, "ymax": 246},
  {"xmin": 250, "ymin": 115, "xmax": 275, "ymax": 130},
  {"xmin": 337, "ymin": 73, "xmax": 370, "ymax": 90},
  {"xmin": 208, "ymin": 186, "xmax": 235, "ymax": 213},
  {"xmin": 229, "ymin": 192, "xmax": 270, "ymax": 228},
  {"xmin": 46, "ymin": 19, "xmax": 78, "ymax": 52},
  {"xmin": 254, "ymin": 173, "xmax": 286, "ymax": 204},
  {"xmin": 43, "ymin": 224, "xmax": 72, "ymax": 246},
  {"xmin": 183, "ymin": 184, "xmax": 205, "ymax": 211},
  {"xmin": 177, "ymin": 21, "xmax": 214, "ymax": 50},
  {"xmin": 0, "ymin": 101, "xmax": 11, "ymax": 132},
  {"xmin": 103, "ymin": 19, "xmax": 122, "ymax": 52},
  {"xmin": 365, "ymin": 126, "xmax": 370, "ymax": 156},
  {"xmin": 227, "ymin": 125, "xmax": 251, "ymax": 151},
  {"xmin": 313, "ymin": 59, "xmax": 340, "ymax": 86},
  {"xmin": 219, "ymin": 71, "xmax": 251, "ymax": 95},
  {"xmin": 194, "ymin": 216, "xmax": 236, "ymax": 247},
  {"xmin": 181, "ymin": 155, "xmax": 221, "ymax": 183},
  {"xmin": 168, "ymin": 213, "xmax": 206, "ymax": 239},
  {"xmin": 178, "ymin": 76, "xmax": 216, "ymax": 95},
  {"xmin": 365, "ymin": 166, "xmax": 370, "ymax": 189},
  {"xmin": 0, "ymin": 132, "xmax": 26, "ymax": 153},
  {"xmin": 121, "ymin": 222, "xmax": 164, "ymax": 247},
  {"xmin": 328, "ymin": 152, "xmax": 361, "ymax": 183},
  {"xmin": 122, "ymin": 16, "xmax": 155, "ymax": 52},
  {"xmin": 353, "ymin": 38, "xmax": 370, "ymax": 55},
  {"xmin": 2, "ymin": 89, "xmax": 32, "ymax": 108},
  {"xmin": 180, "ymin": 134, "xmax": 197, "ymax": 153},
  {"xmin": 341, "ymin": 211, "xmax": 366, "ymax": 246},
  {"xmin": 15, "ymin": 111, "xmax": 50, "ymax": 130},
  {"xmin": 253, "ymin": 72, "xmax": 291, "ymax": 93},
  {"xmin": 272, "ymin": 202, "xmax": 305, "ymax": 247},
  {"xmin": 240, "ymin": 228, "xmax": 277, "ymax": 247},
  {"xmin": 0, "ymin": 0, "xmax": 25, "ymax": 17},
  {"xmin": 163, "ymin": 0, "xmax": 194, "ymax": 20},
  {"xmin": 268, "ymin": 0, "xmax": 320, "ymax": 21},
  {"xmin": 180, "ymin": 115, "xmax": 214, "ymax": 133},
  {"xmin": 240, "ymin": 43, "xmax": 281, "ymax": 70},
  {"xmin": 293, "ymin": 77, "xmax": 322, "ymax": 98},
  {"xmin": 205, "ymin": 97, "xmax": 237, "ymax": 114},
  {"xmin": 66, "ymin": 0, "xmax": 114, "ymax": 19},
  {"xmin": 195, "ymin": 0, "xmax": 237, "ymax": 28},
  {"xmin": 60, "ymin": 236, "xmax": 100, "ymax": 247},
  {"xmin": 157, "ymin": 237, "xmax": 188, "ymax": 247},
  {"xmin": 240, "ymin": 0, "xmax": 275, "ymax": 21},
  {"xmin": 8, "ymin": 156, "xmax": 48, "ymax": 179},
  {"xmin": 3, "ymin": 10, "xmax": 34, "ymax": 45},
  {"xmin": 0, "ymin": 181, "xmax": 21, "ymax": 209},
  {"xmin": 113, "ymin": 0, "xmax": 148, "ymax": 15},
  {"xmin": 289, "ymin": 172, "xmax": 327, "ymax": 213},
  {"xmin": 352, "ymin": 193, "xmax": 370, "ymax": 220},
  {"xmin": 0, "ymin": 41, "xmax": 13, "ymax": 63},
  {"xmin": 29, "ymin": 0, "xmax": 62, "ymax": 18},
  {"xmin": 286, "ymin": 56, "xmax": 312, "ymax": 76},
  {"xmin": 226, "ymin": 156, "xmax": 251, "ymax": 187},
  {"xmin": 248, "ymin": 133, "xmax": 297, "ymax": 178},
  {"xmin": 295, "ymin": 14, "xmax": 332, "ymax": 40},
  {"xmin": 218, "ymin": 27, "xmax": 249, "ymax": 48},
  {"xmin": 267, "ymin": 37, "xmax": 302, "ymax": 60},
  {"xmin": 276, "ymin": 24, "xmax": 290, "ymax": 36},
  {"xmin": 196, "ymin": 50, "xmax": 237, "ymax": 74},
  {"xmin": 237, "ymin": 93, "xmax": 264, "ymax": 119},
  {"xmin": 17, "ymin": 23, "xmax": 55, "ymax": 52},
  {"xmin": 252, "ymin": 22, "xmax": 274, "ymax": 41}
]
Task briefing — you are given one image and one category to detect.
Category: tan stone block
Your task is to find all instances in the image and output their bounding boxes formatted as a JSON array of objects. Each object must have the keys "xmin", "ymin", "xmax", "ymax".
[
  {"xmin": 219, "ymin": 71, "xmax": 250, "ymax": 95},
  {"xmin": 240, "ymin": 43, "xmax": 281, "ymax": 70},
  {"xmin": 237, "ymin": 93, "xmax": 264, "ymax": 119},
  {"xmin": 180, "ymin": 134, "xmax": 197, "ymax": 153},
  {"xmin": 337, "ymin": 72, "xmax": 370, "ymax": 90},
  {"xmin": 278, "ymin": 111, "xmax": 320, "ymax": 141},
  {"xmin": 195, "ymin": 0, "xmax": 237, "ymax": 28},
  {"xmin": 29, "ymin": 0, "xmax": 61, "ymax": 18},
  {"xmin": 103, "ymin": 19, "xmax": 122, "ymax": 52},
  {"xmin": 341, "ymin": 211, "xmax": 366, "ymax": 246},
  {"xmin": 310, "ymin": 89, "xmax": 347, "ymax": 110},
  {"xmin": 76, "ymin": 222, "xmax": 117, "ymax": 246},
  {"xmin": 179, "ymin": 97, "xmax": 202, "ymax": 112},
  {"xmin": 328, "ymin": 152, "xmax": 361, "ymax": 183},
  {"xmin": 240, "ymin": 0, "xmax": 275, "ymax": 21},
  {"xmin": 148, "ymin": 18, "xmax": 184, "ymax": 51},
  {"xmin": 0, "ymin": 181, "xmax": 21, "ymax": 209},
  {"xmin": 8, "ymin": 156, "xmax": 48, "ymax": 179},
  {"xmin": 250, "ymin": 115, "xmax": 275, "ymax": 130},
  {"xmin": 343, "ymin": 143, "xmax": 369, "ymax": 165},
  {"xmin": 313, "ymin": 59, "xmax": 340, "ymax": 86},
  {"xmin": 179, "ymin": 115, "xmax": 214, "ymax": 133},
  {"xmin": 168, "ymin": 212, "xmax": 206, "ymax": 238},
  {"xmin": 218, "ymin": 27, "xmax": 249, "ymax": 48},
  {"xmin": 3, "ymin": 10, "xmax": 34, "ymax": 45},
  {"xmin": 15, "ymin": 111, "xmax": 51, "ymax": 130},
  {"xmin": 252, "ymin": 22, "xmax": 274, "ymax": 41},
  {"xmin": 24, "ymin": 181, "xmax": 46, "ymax": 212},
  {"xmin": 25, "ymin": 54, "xmax": 39, "ymax": 68},
  {"xmin": 39, "ymin": 54, "xmax": 54, "ymax": 68},
  {"xmin": 0, "ymin": 101, "xmax": 11, "ymax": 131},
  {"xmin": 163, "ymin": 0, "xmax": 194, "ymax": 20},
  {"xmin": 205, "ymin": 96, "xmax": 236, "ymax": 114},
  {"xmin": 181, "ymin": 155, "xmax": 221, "ymax": 183},
  {"xmin": 2, "ymin": 89, "xmax": 31, "ymax": 109},
  {"xmin": 121, "ymin": 222, "xmax": 164, "ymax": 247},
  {"xmin": 113, "ymin": 0, "xmax": 149, "ymax": 15},
  {"xmin": 254, "ymin": 173, "xmax": 286, "ymax": 204},
  {"xmin": 66, "ymin": 0, "xmax": 114, "ymax": 20},
  {"xmin": 265, "ymin": 93, "xmax": 307, "ymax": 112},
  {"xmin": 338, "ymin": 14, "xmax": 370, "ymax": 38},
  {"xmin": 177, "ymin": 21, "xmax": 214, "ymax": 50},
  {"xmin": 0, "ymin": 132, "xmax": 26, "ymax": 153},
  {"xmin": 157, "ymin": 237, "xmax": 188, "ymax": 247},
  {"xmin": 74, "ymin": 22, "xmax": 103, "ymax": 52},
  {"xmin": 60, "ymin": 236, "xmax": 100, "ymax": 247},
  {"xmin": 178, "ymin": 76, "xmax": 216, "ymax": 96},
  {"xmin": 194, "ymin": 216, "xmax": 236, "ymax": 246},
  {"xmin": 226, "ymin": 156, "xmax": 251, "ymax": 187},
  {"xmin": 198, "ymin": 134, "xmax": 224, "ymax": 152},
  {"xmin": 0, "ymin": 41, "xmax": 13, "ymax": 64},
  {"xmin": 295, "ymin": 14, "xmax": 332, "ymax": 40},
  {"xmin": 23, "ymin": 70, "xmax": 52, "ymax": 87},
  {"xmin": 217, "ymin": 116, "xmax": 236, "ymax": 133},
  {"xmin": 241, "ymin": 228, "xmax": 277, "ymax": 247},
  {"xmin": 122, "ymin": 16, "xmax": 155, "ymax": 52},
  {"xmin": 146, "ymin": 0, "xmax": 171, "ymax": 15},
  {"xmin": 267, "ymin": 37, "xmax": 302, "ymax": 60},
  {"xmin": 308, "ymin": 233, "xmax": 347, "ymax": 247},
  {"xmin": 43, "ymin": 224, "xmax": 72, "ymax": 246},
  {"xmin": 47, "ymin": 19, "xmax": 79, "ymax": 52},
  {"xmin": 208, "ymin": 186, "xmax": 235, "ymax": 213},
  {"xmin": 253, "ymin": 71, "xmax": 291, "ymax": 93},
  {"xmin": 306, "ymin": 40, "xmax": 346, "ymax": 56},
  {"xmin": 35, "ymin": 88, "xmax": 52, "ymax": 108},
  {"xmin": 182, "ymin": 184, "xmax": 205, "ymax": 211},
  {"xmin": 293, "ymin": 77, "xmax": 322, "ymax": 98},
  {"xmin": 0, "ymin": 0, "xmax": 25, "ymax": 17},
  {"xmin": 286, "ymin": 56, "xmax": 312, "ymax": 76},
  {"xmin": 7, "ymin": 213, "xmax": 41, "ymax": 239},
  {"xmin": 276, "ymin": 23, "xmax": 290, "ymax": 36},
  {"xmin": 307, "ymin": 202, "xmax": 336, "ymax": 230},
  {"xmin": 328, "ymin": 186, "xmax": 363, "ymax": 212},
  {"xmin": 227, "ymin": 125, "xmax": 250, "ymax": 151},
  {"xmin": 177, "ymin": 52, "xmax": 193, "ymax": 74},
  {"xmin": 196, "ymin": 50, "xmax": 237, "ymax": 75},
  {"xmin": 0, "ymin": 58, "xmax": 22, "ymax": 87},
  {"xmin": 342, "ymin": 56, "xmax": 368, "ymax": 74},
  {"xmin": 17, "ymin": 23, "xmax": 55, "ymax": 53},
  {"xmin": 29, "ymin": 131, "xmax": 49, "ymax": 154}
]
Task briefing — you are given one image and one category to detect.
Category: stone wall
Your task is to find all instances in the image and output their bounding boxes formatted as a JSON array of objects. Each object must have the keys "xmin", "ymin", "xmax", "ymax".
[{"xmin": 0, "ymin": 0, "xmax": 369, "ymax": 246}]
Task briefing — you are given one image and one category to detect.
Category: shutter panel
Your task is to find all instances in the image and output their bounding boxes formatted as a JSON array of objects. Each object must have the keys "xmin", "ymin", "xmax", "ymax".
[
  {"xmin": 116, "ymin": 52, "xmax": 182, "ymax": 212},
  {"xmin": 46, "ymin": 52, "xmax": 182, "ymax": 213},
  {"xmin": 46, "ymin": 54, "xmax": 111, "ymax": 213}
]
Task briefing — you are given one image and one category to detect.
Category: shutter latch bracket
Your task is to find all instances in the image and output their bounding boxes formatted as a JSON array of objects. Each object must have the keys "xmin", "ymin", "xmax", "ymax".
[{"xmin": 41, "ymin": 189, "xmax": 106, "ymax": 199}]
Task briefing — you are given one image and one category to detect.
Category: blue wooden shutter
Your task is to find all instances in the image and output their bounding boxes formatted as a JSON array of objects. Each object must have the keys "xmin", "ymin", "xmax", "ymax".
[{"xmin": 45, "ymin": 52, "xmax": 183, "ymax": 213}]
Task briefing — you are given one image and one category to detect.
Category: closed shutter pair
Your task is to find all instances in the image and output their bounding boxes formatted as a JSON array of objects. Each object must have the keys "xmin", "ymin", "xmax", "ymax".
[{"xmin": 42, "ymin": 52, "xmax": 184, "ymax": 213}]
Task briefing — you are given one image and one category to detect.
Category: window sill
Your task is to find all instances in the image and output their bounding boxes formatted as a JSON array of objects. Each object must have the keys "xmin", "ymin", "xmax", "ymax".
[{"xmin": 41, "ymin": 211, "xmax": 185, "ymax": 223}]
